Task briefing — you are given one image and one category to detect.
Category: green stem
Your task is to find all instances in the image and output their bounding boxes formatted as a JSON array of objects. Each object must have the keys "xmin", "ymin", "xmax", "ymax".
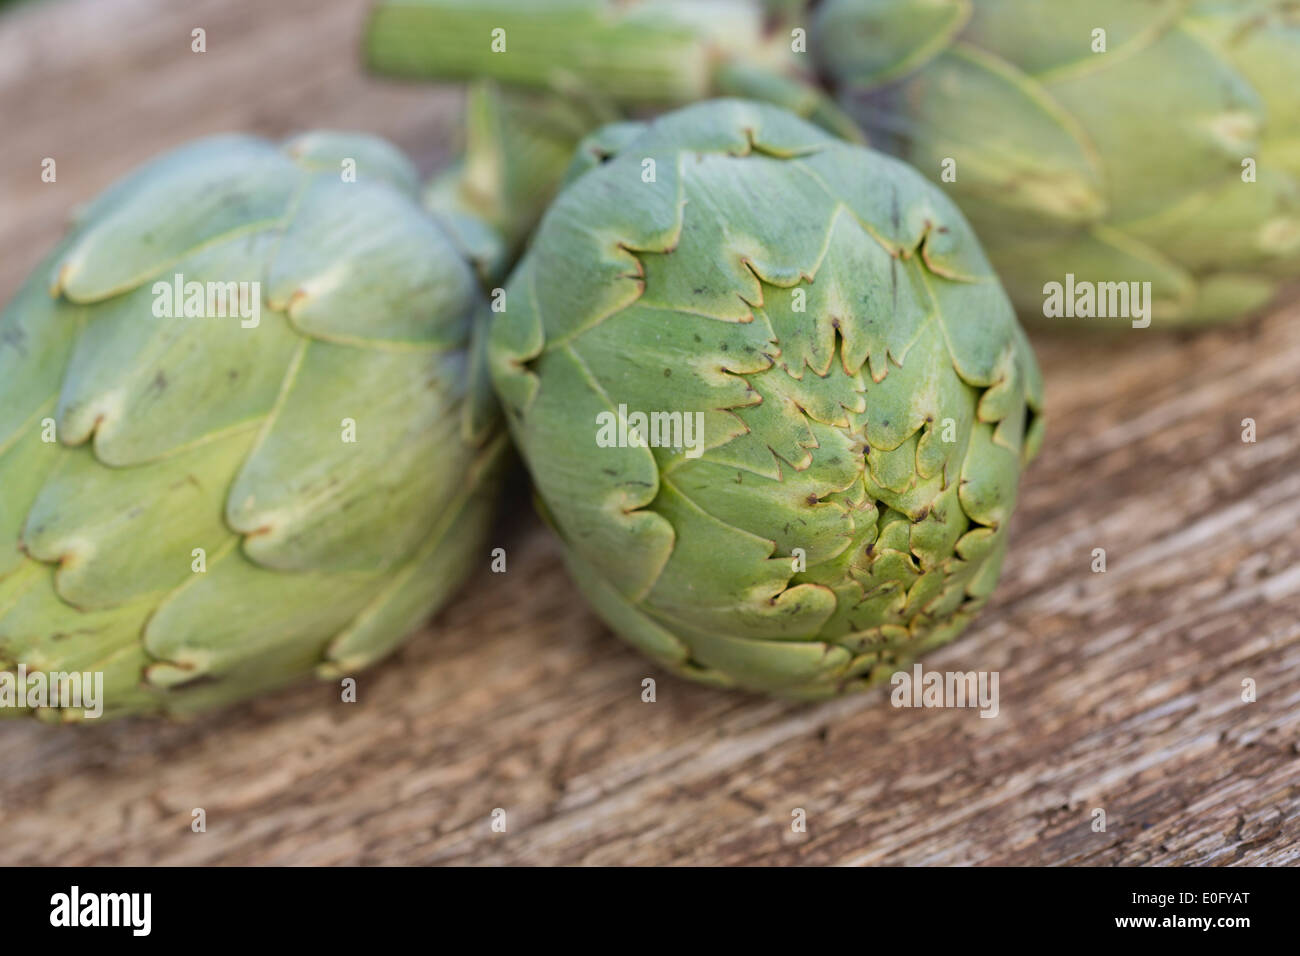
[{"xmin": 365, "ymin": 0, "xmax": 863, "ymax": 142}]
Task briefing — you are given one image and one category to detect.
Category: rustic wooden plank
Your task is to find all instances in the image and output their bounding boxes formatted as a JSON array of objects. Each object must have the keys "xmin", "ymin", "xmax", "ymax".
[{"xmin": 0, "ymin": 0, "xmax": 1297, "ymax": 866}]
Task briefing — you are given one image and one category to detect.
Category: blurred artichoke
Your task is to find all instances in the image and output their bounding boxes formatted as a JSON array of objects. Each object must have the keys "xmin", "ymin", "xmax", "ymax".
[
  {"xmin": 490, "ymin": 100, "xmax": 1043, "ymax": 697},
  {"xmin": 0, "ymin": 131, "xmax": 507, "ymax": 720},
  {"xmin": 365, "ymin": 0, "xmax": 864, "ymax": 142},
  {"xmin": 814, "ymin": 0, "xmax": 1300, "ymax": 325}
]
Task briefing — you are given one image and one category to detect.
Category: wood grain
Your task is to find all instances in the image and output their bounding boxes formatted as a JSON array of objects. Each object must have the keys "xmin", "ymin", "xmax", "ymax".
[{"xmin": 0, "ymin": 0, "xmax": 1297, "ymax": 866}]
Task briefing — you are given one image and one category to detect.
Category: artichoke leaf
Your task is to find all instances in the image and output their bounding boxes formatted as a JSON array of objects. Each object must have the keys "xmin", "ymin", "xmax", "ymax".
[
  {"xmin": 269, "ymin": 176, "xmax": 479, "ymax": 348},
  {"xmin": 21, "ymin": 429, "xmax": 255, "ymax": 610},
  {"xmin": 644, "ymin": 481, "xmax": 837, "ymax": 641},
  {"xmin": 513, "ymin": 343, "xmax": 675, "ymax": 602},
  {"xmin": 0, "ymin": 247, "xmax": 82, "ymax": 451},
  {"xmin": 283, "ymin": 130, "xmax": 421, "ymax": 197},
  {"xmin": 227, "ymin": 340, "xmax": 471, "ymax": 573},
  {"xmin": 55, "ymin": 137, "xmax": 298, "ymax": 302},
  {"xmin": 54, "ymin": 231, "xmax": 300, "ymax": 466}
]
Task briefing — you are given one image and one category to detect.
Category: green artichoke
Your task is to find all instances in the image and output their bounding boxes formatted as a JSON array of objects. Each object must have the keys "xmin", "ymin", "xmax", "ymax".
[
  {"xmin": 364, "ymin": 0, "xmax": 864, "ymax": 142},
  {"xmin": 490, "ymin": 100, "xmax": 1043, "ymax": 697},
  {"xmin": 813, "ymin": 0, "xmax": 1300, "ymax": 325},
  {"xmin": 0, "ymin": 131, "xmax": 505, "ymax": 720}
]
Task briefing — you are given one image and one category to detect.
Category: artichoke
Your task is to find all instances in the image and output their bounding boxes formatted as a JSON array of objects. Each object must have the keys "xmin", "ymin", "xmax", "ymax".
[
  {"xmin": 364, "ymin": 0, "xmax": 864, "ymax": 142},
  {"xmin": 490, "ymin": 100, "xmax": 1043, "ymax": 697},
  {"xmin": 0, "ymin": 131, "xmax": 506, "ymax": 720},
  {"xmin": 813, "ymin": 0, "xmax": 1300, "ymax": 325}
]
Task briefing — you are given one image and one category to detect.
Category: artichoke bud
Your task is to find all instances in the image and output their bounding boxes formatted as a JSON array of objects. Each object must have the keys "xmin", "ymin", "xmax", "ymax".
[
  {"xmin": 0, "ymin": 132, "xmax": 506, "ymax": 720},
  {"xmin": 813, "ymin": 0, "xmax": 1300, "ymax": 325},
  {"xmin": 490, "ymin": 100, "xmax": 1043, "ymax": 698},
  {"xmin": 365, "ymin": 0, "xmax": 864, "ymax": 142}
]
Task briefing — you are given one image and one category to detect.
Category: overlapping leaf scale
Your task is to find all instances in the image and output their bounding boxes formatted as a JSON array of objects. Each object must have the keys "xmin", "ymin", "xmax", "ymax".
[
  {"xmin": 812, "ymin": 0, "xmax": 973, "ymax": 89},
  {"xmin": 226, "ymin": 341, "xmax": 471, "ymax": 572},
  {"xmin": 503, "ymin": 333, "xmax": 676, "ymax": 602},
  {"xmin": 267, "ymin": 176, "xmax": 477, "ymax": 347},
  {"xmin": 1044, "ymin": 28, "xmax": 1264, "ymax": 225},
  {"xmin": 53, "ymin": 137, "xmax": 299, "ymax": 303},
  {"xmin": 53, "ymin": 232, "xmax": 299, "ymax": 465},
  {"xmin": 284, "ymin": 130, "xmax": 423, "ymax": 196},
  {"xmin": 21, "ymin": 431, "xmax": 253, "ymax": 609},
  {"xmin": 0, "ymin": 259, "xmax": 81, "ymax": 583},
  {"xmin": 867, "ymin": 46, "xmax": 1107, "ymax": 235},
  {"xmin": 961, "ymin": 0, "xmax": 1185, "ymax": 78},
  {"xmin": 0, "ymin": 567, "xmax": 160, "ymax": 717},
  {"xmin": 0, "ymin": 243, "xmax": 81, "ymax": 451}
]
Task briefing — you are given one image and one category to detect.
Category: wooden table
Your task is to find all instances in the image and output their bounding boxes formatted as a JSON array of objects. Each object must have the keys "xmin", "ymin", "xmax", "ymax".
[{"xmin": 1, "ymin": 0, "xmax": 1297, "ymax": 866}]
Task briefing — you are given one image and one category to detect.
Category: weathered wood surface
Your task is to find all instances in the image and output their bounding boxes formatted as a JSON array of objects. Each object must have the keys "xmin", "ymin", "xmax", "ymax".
[{"xmin": 0, "ymin": 0, "xmax": 1297, "ymax": 866}]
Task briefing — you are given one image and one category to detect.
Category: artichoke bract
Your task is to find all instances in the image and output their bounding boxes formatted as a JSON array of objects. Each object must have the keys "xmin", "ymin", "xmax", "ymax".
[
  {"xmin": 0, "ymin": 132, "xmax": 505, "ymax": 720},
  {"xmin": 491, "ymin": 100, "xmax": 1043, "ymax": 698},
  {"xmin": 814, "ymin": 0, "xmax": 1300, "ymax": 326}
]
